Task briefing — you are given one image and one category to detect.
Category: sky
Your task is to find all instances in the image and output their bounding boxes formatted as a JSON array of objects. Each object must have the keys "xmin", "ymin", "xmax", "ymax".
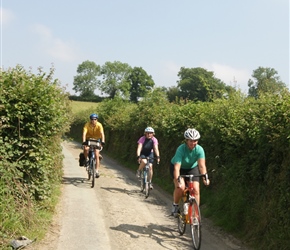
[{"xmin": 1, "ymin": 0, "xmax": 289, "ymax": 95}]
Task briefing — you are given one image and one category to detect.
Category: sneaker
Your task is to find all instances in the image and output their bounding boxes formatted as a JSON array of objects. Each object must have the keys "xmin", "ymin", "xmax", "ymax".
[
  {"xmin": 149, "ymin": 183, "xmax": 153, "ymax": 190},
  {"xmin": 95, "ymin": 172, "xmax": 100, "ymax": 178},
  {"xmin": 171, "ymin": 204, "xmax": 179, "ymax": 217},
  {"xmin": 136, "ymin": 170, "xmax": 141, "ymax": 178}
]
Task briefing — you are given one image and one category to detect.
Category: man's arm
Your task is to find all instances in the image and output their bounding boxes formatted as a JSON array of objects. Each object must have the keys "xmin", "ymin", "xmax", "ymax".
[
  {"xmin": 82, "ymin": 130, "xmax": 87, "ymax": 143},
  {"xmin": 101, "ymin": 131, "xmax": 105, "ymax": 144}
]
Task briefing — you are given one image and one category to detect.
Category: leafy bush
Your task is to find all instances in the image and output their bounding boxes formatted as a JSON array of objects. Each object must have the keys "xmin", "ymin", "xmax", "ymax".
[{"xmin": 0, "ymin": 65, "xmax": 71, "ymax": 247}]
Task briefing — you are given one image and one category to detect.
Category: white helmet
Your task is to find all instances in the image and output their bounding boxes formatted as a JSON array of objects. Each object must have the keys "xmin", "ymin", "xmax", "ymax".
[
  {"xmin": 184, "ymin": 128, "xmax": 200, "ymax": 140},
  {"xmin": 144, "ymin": 127, "xmax": 155, "ymax": 133}
]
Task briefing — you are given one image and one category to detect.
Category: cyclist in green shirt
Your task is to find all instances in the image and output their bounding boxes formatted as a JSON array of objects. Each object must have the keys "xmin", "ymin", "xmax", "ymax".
[{"xmin": 170, "ymin": 128, "xmax": 210, "ymax": 217}]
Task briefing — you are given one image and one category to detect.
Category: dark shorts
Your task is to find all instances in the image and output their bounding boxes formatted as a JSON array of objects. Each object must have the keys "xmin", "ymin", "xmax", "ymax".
[
  {"xmin": 140, "ymin": 152, "xmax": 154, "ymax": 164},
  {"xmin": 170, "ymin": 163, "xmax": 200, "ymax": 182}
]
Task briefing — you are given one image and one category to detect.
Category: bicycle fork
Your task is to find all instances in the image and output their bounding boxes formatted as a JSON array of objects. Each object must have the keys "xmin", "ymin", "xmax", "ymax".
[{"xmin": 144, "ymin": 165, "xmax": 150, "ymax": 183}]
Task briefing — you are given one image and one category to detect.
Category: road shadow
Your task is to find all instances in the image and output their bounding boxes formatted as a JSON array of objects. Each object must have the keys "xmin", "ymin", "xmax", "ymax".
[
  {"xmin": 100, "ymin": 186, "xmax": 142, "ymax": 197},
  {"xmin": 110, "ymin": 223, "xmax": 193, "ymax": 249},
  {"xmin": 100, "ymin": 186, "xmax": 168, "ymax": 207},
  {"xmin": 62, "ymin": 176, "xmax": 93, "ymax": 189},
  {"xmin": 101, "ymin": 187, "xmax": 166, "ymax": 206}
]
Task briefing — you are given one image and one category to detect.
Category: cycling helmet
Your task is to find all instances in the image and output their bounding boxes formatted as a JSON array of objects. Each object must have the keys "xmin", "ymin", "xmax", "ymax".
[
  {"xmin": 89, "ymin": 113, "xmax": 98, "ymax": 119},
  {"xmin": 144, "ymin": 127, "xmax": 155, "ymax": 133},
  {"xmin": 184, "ymin": 128, "xmax": 200, "ymax": 140}
]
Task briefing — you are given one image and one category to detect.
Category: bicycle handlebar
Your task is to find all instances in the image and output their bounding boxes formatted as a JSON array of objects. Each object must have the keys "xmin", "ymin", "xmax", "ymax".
[
  {"xmin": 139, "ymin": 156, "xmax": 158, "ymax": 160},
  {"xmin": 178, "ymin": 173, "xmax": 208, "ymax": 182},
  {"xmin": 138, "ymin": 156, "xmax": 160, "ymax": 164},
  {"xmin": 82, "ymin": 139, "xmax": 103, "ymax": 151}
]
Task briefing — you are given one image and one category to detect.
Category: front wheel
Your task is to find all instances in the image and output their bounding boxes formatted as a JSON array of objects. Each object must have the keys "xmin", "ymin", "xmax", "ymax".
[
  {"xmin": 140, "ymin": 171, "xmax": 144, "ymax": 192},
  {"xmin": 177, "ymin": 199, "xmax": 186, "ymax": 235},
  {"xmin": 88, "ymin": 158, "xmax": 92, "ymax": 180},
  {"xmin": 91, "ymin": 159, "xmax": 96, "ymax": 188},
  {"xmin": 144, "ymin": 170, "xmax": 150, "ymax": 198},
  {"xmin": 190, "ymin": 198, "xmax": 202, "ymax": 250}
]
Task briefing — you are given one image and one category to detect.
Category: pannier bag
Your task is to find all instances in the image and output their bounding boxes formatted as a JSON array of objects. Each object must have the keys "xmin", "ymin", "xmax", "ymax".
[{"xmin": 79, "ymin": 153, "xmax": 85, "ymax": 166}]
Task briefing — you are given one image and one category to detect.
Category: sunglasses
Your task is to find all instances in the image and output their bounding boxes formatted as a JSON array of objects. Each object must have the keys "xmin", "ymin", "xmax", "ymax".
[{"xmin": 91, "ymin": 119, "xmax": 97, "ymax": 120}]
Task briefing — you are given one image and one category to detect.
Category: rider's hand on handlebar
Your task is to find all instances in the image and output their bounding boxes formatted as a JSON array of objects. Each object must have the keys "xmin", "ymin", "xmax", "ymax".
[
  {"xmin": 203, "ymin": 178, "xmax": 210, "ymax": 186},
  {"xmin": 203, "ymin": 174, "xmax": 210, "ymax": 186},
  {"xmin": 101, "ymin": 141, "xmax": 105, "ymax": 146}
]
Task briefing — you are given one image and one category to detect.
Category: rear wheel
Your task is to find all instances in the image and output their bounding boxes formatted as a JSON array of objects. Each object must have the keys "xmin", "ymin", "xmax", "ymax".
[
  {"xmin": 91, "ymin": 159, "xmax": 96, "ymax": 188},
  {"xmin": 190, "ymin": 198, "xmax": 202, "ymax": 250}
]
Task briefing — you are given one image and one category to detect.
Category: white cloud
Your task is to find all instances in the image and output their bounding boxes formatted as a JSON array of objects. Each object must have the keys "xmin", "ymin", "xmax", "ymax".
[
  {"xmin": 0, "ymin": 7, "xmax": 15, "ymax": 26},
  {"xmin": 32, "ymin": 23, "xmax": 80, "ymax": 62},
  {"xmin": 202, "ymin": 62, "xmax": 251, "ymax": 93},
  {"xmin": 33, "ymin": 24, "xmax": 52, "ymax": 39}
]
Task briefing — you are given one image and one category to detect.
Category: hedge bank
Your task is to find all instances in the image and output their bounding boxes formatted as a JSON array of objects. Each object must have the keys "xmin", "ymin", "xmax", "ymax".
[
  {"xmin": 0, "ymin": 66, "xmax": 71, "ymax": 248},
  {"xmin": 70, "ymin": 90, "xmax": 290, "ymax": 249}
]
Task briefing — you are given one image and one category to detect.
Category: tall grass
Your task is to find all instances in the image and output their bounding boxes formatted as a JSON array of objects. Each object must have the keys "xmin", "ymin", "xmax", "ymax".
[{"xmin": 70, "ymin": 101, "xmax": 100, "ymax": 114}]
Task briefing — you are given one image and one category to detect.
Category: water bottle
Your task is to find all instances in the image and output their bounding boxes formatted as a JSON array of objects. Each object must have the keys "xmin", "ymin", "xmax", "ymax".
[{"xmin": 183, "ymin": 202, "xmax": 189, "ymax": 215}]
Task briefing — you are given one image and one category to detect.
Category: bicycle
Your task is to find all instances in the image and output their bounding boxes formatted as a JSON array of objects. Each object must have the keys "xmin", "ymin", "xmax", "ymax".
[
  {"xmin": 82, "ymin": 139, "xmax": 102, "ymax": 188},
  {"xmin": 177, "ymin": 173, "xmax": 207, "ymax": 250},
  {"xmin": 139, "ymin": 156, "xmax": 157, "ymax": 198}
]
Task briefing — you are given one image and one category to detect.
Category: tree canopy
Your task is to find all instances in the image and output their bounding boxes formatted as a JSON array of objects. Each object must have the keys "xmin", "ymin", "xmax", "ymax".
[
  {"xmin": 248, "ymin": 67, "xmax": 287, "ymax": 98},
  {"xmin": 128, "ymin": 67, "xmax": 155, "ymax": 103},
  {"xmin": 100, "ymin": 61, "xmax": 132, "ymax": 99},
  {"xmin": 177, "ymin": 67, "xmax": 235, "ymax": 102},
  {"xmin": 72, "ymin": 60, "xmax": 288, "ymax": 103},
  {"xmin": 73, "ymin": 60, "xmax": 100, "ymax": 97}
]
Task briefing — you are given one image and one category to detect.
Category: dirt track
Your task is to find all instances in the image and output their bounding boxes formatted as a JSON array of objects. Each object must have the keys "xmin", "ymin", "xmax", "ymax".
[{"xmin": 25, "ymin": 140, "xmax": 250, "ymax": 250}]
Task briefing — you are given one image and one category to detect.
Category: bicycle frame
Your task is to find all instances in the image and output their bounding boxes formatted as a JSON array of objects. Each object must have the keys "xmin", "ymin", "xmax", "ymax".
[
  {"xmin": 185, "ymin": 176, "xmax": 197, "ymax": 224},
  {"xmin": 177, "ymin": 174, "xmax": 206, "ymax": 250},
  {"xmin": 83, "ymin": 139, "xmax": 102, "ymax": 188},
  {"xmin": 88, "ymin": 146, "xmax": 96, "ymax": 180}
]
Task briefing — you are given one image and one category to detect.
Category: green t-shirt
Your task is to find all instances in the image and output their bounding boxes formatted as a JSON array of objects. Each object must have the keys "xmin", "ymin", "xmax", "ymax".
[{"xmin": 171, "ymin": 144, "xmax": 205, "ymax": 169}]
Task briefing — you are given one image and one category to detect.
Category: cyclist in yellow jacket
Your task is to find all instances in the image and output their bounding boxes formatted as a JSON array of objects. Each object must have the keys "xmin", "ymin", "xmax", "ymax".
[{"xmin": 82, "ymin": 113, "xmax": 105, "ymax": 178}]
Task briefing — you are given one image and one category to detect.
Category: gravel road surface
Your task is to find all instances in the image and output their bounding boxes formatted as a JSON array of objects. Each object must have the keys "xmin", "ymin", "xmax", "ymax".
[{"xmin": 25, "ymin": 140, "xmax": 250, "ymax": 250}]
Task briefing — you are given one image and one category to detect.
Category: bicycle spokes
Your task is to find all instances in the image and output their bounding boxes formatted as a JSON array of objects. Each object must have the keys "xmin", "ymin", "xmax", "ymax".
[{"xmin": 190, "ymin": 200, "xmax": 201, "ymax": 250}]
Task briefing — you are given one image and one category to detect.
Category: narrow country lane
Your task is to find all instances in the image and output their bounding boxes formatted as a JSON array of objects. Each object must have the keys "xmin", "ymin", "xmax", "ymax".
[{"xmin": 25, "ymin": 140, "xmax": 250, "ymax": 250}]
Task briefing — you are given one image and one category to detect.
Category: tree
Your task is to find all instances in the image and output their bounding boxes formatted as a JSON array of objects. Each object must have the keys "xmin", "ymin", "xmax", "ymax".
[
  {"xmin": 166, "ymin": 86, "xmax": 180, "ymax": 103},
  {"xmin": 248, "ymin": 67, "xmax": 286, "ymax": 98},
  {"xmin": 177, "ymin": 67, "xmax": 232, "ymax": 102},
  {"xmin": 73, "ymin": 60, "xmax": 100, "ymax": 97},
  {"xmin": 128, "ymin": 67, "xmax": 155, "ymax": 103},
  {"xmin": 100, "ymin": 61, "xmax": 132, "ymax": 99}
]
